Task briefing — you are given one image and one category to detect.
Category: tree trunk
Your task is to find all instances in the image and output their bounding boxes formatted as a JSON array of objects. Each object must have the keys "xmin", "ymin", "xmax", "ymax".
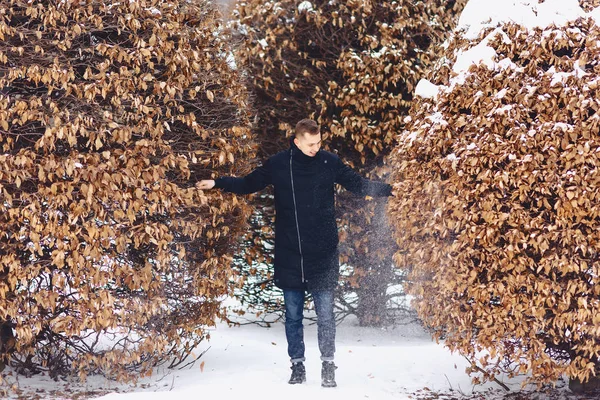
[
  {"xmin": 0, "ymin": 320, "xmax": 15, "ymax": 372},
  {"xmin": 356, "ymin": 274, "xmax": 390, "ymax": 326},
  {"xmin": 570, "ymin": 362, "xmax": 600, "ymax": 394},
  {"xmin": 569, "ymin": 375, "xmax": 600, "ymax": 393},
  {"xmin": 355, "ymin": 201, "xmax": 395, "ymax": 327}
]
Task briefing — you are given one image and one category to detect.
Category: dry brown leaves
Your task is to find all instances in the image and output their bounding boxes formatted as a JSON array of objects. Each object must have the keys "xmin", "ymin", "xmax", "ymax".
[
  {"xmin": 0, "ymin": 0, "xmax": 254, "ymax": 381},
  {"xmin": 236, "ymin": 0, "xmax": 467, "ymax": 163},
  {"xmin": 580, "ymin": 0, "xmax": 600, "ymax": 12}
]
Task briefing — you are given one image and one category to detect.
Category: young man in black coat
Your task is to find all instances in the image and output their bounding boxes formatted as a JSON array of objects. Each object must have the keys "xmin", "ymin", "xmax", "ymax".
[{"xmin": 196, "ymin": 119, "xmax": 392, "ymax": 387}]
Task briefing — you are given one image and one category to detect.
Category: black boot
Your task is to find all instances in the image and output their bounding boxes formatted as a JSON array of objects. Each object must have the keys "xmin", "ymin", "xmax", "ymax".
[
  {"xmin": 321, "ymin": 361, "xmax": 337, "ymax": 387},
  {"xmin": 288, "ymin": 362, "xmax": 306, "ymax": 384}
]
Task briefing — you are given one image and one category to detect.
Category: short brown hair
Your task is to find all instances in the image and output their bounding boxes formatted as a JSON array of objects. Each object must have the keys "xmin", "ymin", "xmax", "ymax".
[{"xmin": 295, "ymin": 119, "xmax": 320, "ymax": 137}]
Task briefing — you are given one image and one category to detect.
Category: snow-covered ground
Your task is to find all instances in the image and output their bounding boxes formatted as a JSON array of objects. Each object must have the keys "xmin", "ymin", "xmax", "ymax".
[{"xmin": 5, "ymin": 312, "xmax": 537, "ymax": 400}]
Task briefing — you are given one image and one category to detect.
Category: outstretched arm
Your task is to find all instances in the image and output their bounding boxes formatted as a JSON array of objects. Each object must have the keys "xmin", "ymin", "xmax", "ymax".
[
  {"xmin": 197, "ymin": 159, "xmax": 272, "ymax": 195},
  {"xmin": 334, "ymin": 158, "xmax": 392, "ymax": 197}
]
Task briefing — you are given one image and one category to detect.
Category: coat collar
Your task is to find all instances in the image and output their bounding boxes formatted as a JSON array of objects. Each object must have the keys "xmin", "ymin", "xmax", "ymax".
[{"xmin": 290, "ymin": 137, "xmax": 319, "ymax": 164}]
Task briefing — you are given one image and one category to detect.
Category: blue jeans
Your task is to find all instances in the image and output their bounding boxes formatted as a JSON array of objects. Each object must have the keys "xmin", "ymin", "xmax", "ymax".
[{"xmin": 283, "ymin": 289, "xmax": 336, "ymax": 363}]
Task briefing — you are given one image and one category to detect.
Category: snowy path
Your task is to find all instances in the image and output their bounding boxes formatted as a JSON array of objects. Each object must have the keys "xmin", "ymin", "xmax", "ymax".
[
  {"xmin": 93, "ymin": 315, "xmax": 510, "ymax": 400},
  {"xmin": 4, "ymin": 314, "xmax": 582, "ymax": 399}
]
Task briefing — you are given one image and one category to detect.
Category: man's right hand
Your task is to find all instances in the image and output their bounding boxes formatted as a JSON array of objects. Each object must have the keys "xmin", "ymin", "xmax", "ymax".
[{"xmin": 196, "ymin": 180, "xmax": 215, "ymax": 190}]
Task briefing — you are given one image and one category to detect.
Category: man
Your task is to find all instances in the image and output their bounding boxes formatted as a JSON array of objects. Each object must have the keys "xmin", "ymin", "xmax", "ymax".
[{"xmin": 197, "ymin": 119, "xmax": 392, "ymax": 387}]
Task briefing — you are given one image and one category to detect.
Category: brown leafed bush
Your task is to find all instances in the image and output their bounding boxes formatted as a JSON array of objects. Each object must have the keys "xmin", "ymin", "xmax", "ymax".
[
  {"xmin": 0, "ymin": 0, "xmax": 254, "ymax": 381},
  {"xmin": 232, "ymin": 0, "xmax": 466, "ymax": 325},
  {"xmin": 388, "ymin": 11, "xmax": 600, "ymax": 385}
]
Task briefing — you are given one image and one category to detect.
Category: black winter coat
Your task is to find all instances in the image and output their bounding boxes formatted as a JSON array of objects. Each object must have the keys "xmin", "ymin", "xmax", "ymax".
[{"xmin": 214, "ymin": 141, "xmax": 392, "ymax": 291}]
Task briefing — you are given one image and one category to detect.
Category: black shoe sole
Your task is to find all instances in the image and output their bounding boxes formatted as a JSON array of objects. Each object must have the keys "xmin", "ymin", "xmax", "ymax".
[
  {"xmin": 288, "ymin": 379, "xmax": 306, "ymax": 385},
  {"xmin": 321, "ymin": 381, "xmax": 337, "ymax": 388}
]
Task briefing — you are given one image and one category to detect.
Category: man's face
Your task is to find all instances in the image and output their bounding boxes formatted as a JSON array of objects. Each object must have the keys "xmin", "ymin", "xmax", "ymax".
[{"xmin": 294, "ymin": 133, "xmax": 322, "ymax": 157}]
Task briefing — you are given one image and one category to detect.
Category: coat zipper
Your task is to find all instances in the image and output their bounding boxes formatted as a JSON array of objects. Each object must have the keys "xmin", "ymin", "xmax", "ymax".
[{"xmin": 290, "ymin": 150, "xmax": 305, "ymax": 283}]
